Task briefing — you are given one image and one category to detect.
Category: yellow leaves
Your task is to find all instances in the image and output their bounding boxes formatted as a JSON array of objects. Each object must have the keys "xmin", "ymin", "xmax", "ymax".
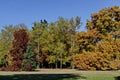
[
  {"xmin": 46, "ymin": 56, "xmax": 56, "ymax": 64},
  {"xmin": 104, "ymin": 21, "xmax": 109, "ymax": 26},
  {"xmin": 109, "ymin": 60, "xmax": 119, "ymax": 70},
  {"xmin": 86, "ymin": 6, "xmax": 120, "ymax": 35}
]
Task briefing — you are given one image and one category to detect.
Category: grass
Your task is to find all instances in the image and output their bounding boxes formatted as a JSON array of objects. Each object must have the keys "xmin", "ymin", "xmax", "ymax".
[
  {"xmin": 78, "ymin": 71, "xmax": 120, "ymax": 80},
  {"xmin": 0, "ymin": 70, "xmax": 120, "ymax": 80}
]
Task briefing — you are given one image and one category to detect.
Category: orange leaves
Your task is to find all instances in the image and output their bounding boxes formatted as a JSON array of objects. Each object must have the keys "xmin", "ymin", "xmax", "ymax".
[
  {"xmin": 75, "ymin": 53, "xmax": 97, "ymax": 70},
  {"xmin": 76, "ymin": 32, "xmax": 120, "ymax": 70},
  {"xmin": 75, "ymin": 52, "xmax": 120, "ymax": 70},
  {"xmin": 76, "ymin": 8, "xmax": 120, "ymax": 70},
  {"xmin": 95, "ymin": 39, "xmax": 120, "ymax": 54},
  {"xmin": 77, "ymin": 29, "xmax": 101, "ymax": 52}
]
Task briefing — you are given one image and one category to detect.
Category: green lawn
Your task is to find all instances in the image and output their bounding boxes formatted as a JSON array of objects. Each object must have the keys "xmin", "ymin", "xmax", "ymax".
[
  {"xmin": 0, "ymin": 70, "xmax": 120, "ymax": 80},
  {"xmin": 78, "ymin": 71, "xmax": 120, "ymax": 80}
]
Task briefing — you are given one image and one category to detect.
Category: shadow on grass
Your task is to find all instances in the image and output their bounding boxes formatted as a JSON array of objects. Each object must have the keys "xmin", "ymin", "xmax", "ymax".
[
  {"xmin": 115, "ymin": 76, "xmax": 120, "ymax": 80},
  {"xmin": 0, "ymin": 74, "xmax": 86, "ymax": 80}
]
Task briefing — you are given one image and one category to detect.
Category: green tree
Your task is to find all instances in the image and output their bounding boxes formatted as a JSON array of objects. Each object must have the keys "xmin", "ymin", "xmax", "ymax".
[
  {"xmin": 57, "ymin": 17, "xmax": 81, "ymax": 68},
  {"xmin": 22, "ymin": 44, "xmax": 37, "ymax": 71},
  {"xmin": 45, "ymin": 23, "xmax": 66, "ymax": 68},
  {"xmin": 31, "ymin": 20, "xmax": 48, "ymax": 68},
  {"xmin": 0, "ymin": 25, "xmax": 16, "ymax": 66},
  {"xmin": 31, "ymin": 17, "xmax": 81, "ymax": 69}
]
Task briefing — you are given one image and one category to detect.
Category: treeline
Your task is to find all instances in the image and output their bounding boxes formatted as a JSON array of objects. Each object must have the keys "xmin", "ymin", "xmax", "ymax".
[{"xmin": 0, "ymin": 6, "xmax": 120, "ymax": 71}]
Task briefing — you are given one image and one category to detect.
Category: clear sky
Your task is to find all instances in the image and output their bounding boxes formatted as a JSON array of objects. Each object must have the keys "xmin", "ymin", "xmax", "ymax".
[{"xmin": 0, "ymin": 0, "xmax": 120, "ymax": 31}]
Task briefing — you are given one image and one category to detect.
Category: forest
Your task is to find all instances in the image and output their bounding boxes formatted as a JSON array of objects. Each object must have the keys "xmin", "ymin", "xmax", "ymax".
[{"xmin": 0, "ymin": 6, "xmax": 120, "ymax": 71}]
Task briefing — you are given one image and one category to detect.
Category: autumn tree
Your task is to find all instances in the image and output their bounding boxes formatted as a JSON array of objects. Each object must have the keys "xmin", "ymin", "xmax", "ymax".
[
  {"xmin": 86, "ymin": 6, "xmax": 120, "ymax": 35},
  {"xmin": 9, "ymin": 29, "xmax": 29, "ymax": 71},
  {"xmin": 75, "ymin": 6, "xmax": 120, "ymax": 70},
  {"xmin": 86, "ymin": 6, "xmax": 120, "ymax": 55}
]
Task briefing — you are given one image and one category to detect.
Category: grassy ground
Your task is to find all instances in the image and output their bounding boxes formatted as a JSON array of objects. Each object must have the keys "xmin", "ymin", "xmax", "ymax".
[
  {"xmin": 79, "ymin": 71, "xmax": 120, "ymax": 80},
  {"xmin": 0, "ymin": 69, "xmax": 120, "ymax": 80}
]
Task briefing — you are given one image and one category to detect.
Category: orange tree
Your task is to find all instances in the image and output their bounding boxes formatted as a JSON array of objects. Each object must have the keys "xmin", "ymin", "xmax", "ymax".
[{"xmin": 75, "ymin": 6, "xmax": 120, "ymax": 70}]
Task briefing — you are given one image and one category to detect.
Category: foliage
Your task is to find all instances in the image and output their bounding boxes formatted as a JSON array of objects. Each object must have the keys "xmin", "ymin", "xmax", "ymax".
[
  {"xmin": 31, "ymin": 17, "xmax": 81, "ymax": 68},
  {"xmin": 75, "ymin": 52, "xmax": 120, "ymax": 70},
  {"xmin": 0, "ymin": 25, "xmax": 17, "ymax": 66},
  {"xmin": 86, "ymin": 6, "xmax": 120, "ymax": 35},
  {"xmin": 9, "ymin": 29, "xmax": 29, "ymax": 71},
  {"xmin": 22, "ymin": 44, "xmax": 37, "ymax": 71},
  {"xmin": 0, "ymin": 55, "xmax": 8, "ymax": 67},
  {"xmin": 0, "ymin": 6, "xmax": 120, "ymax": 71},
  {"xmin": 77, "ymin": 29, "xmax": 102, "ymax": 53},
  {"xmin": 31, "ymin": 20, "xmax": 48, "ymax": 68},
  {"xmin": 75, "ymin": 6, "xmax": 120, "ymax": 70}
]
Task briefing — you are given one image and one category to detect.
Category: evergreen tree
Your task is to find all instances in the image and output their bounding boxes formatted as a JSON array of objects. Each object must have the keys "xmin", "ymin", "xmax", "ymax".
[{"xmin": 22, "ymin": 44, "xmax": 37, "ymax": 71}]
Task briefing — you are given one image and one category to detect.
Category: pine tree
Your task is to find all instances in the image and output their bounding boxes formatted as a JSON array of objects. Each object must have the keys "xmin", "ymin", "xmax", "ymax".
[{"xmin": 22, "ymin": 44, "xmax": 37, "ymax": 71}]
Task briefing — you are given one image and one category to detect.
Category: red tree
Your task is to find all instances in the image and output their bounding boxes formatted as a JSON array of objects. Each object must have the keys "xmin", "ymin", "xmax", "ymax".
[{"xmin": 9, "ymin": 29, "xmax": 29, "ymax": 71}]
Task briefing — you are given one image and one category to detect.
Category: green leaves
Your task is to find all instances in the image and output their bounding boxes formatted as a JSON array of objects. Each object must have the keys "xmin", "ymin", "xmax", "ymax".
[{"xmin": 30, "ymin": 17, "xmax": 81, "ymax": 68}]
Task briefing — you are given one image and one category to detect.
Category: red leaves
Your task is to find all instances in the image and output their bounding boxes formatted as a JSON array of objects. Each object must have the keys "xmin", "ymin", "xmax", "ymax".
[
  {"xmin": 12, "ymin": 29, "xmax": 29, "ymax": 51},
  {"xmin": 9, "ymin": 29, "xmax": 29, "ymax": 71}
]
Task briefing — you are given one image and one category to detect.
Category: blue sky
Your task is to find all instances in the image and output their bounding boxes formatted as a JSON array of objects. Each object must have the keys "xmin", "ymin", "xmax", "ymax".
[{"xmin": 0, "ymin": 0, "xmax": 120, "ymax": 31}]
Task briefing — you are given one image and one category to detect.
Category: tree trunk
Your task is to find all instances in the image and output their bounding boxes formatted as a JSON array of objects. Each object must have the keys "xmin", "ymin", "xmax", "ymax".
[
  {"xmin": 56, "ymin": 62, "xmax": 58, "ymax": 69},
  {"xmin": 60, "ymin": 59, "xmax": 62, "ymax": 69},
  {"xmin": 37, "ymin": 42, "xmax": 40, "ymax": 69},
  {"xmin": 72, "ymin": 55, "xmax": 75, "ymax": 69},
  {"xmin": 60, "ymin": 53, "xmax": 62, "ymax": 69},
  {"xmin": 71, "ymin": 37, "xmax": 75, "ymax": 69}
]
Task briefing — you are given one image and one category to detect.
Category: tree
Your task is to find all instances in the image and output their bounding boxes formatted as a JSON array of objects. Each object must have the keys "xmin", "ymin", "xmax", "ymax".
[
  {"xmin": 9, "ymin": 29, "xmax": 29, "ymax": 71},
  {"xmin": 22, "ymin": 44, "xmax": 37, "ymax": 71},
  {"xmin": 56, "ymin": 17, "xmax": 81, "ymax": 69},
  {"xmin": 30, "ymin": 17, "xmax": 81, "ymax": 69},
  {"xmin": 75, "ymin": 6, "xmax": 120, "ymax": 70},
  {"xmin": 0, "ymin": 24, "xmax": 28, "ymax": 60},
  {"xmin": 77, "ymin": 29, "xmax": 103, "ymax": 53},
  {"xmin": 45, "ymin": 23, "xmax": 66, "ymax": 68},
  {"xmin": 0, "ymin": 25, "xmax": 17, "ymax": 66},
  {"xmin": 86, "ymin": 6, "xmax": 120, "ymax": 35},
  {"xmin": 31, "ymin": 20, "xmax": 48, "ymax": 68}
]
